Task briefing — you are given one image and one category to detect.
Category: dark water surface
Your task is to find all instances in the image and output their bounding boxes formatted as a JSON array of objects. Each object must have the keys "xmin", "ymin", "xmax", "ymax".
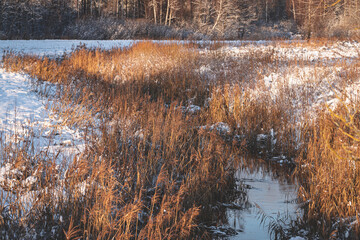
[{"xmin": 226, "ymin": 164, "xmax": 300, "ymax": 239}]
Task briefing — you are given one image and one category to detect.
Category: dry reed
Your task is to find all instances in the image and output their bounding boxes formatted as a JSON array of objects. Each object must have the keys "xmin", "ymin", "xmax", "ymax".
[{"xmin": 2, "ymin": 40, "xmax": 360, "ymax": 239}]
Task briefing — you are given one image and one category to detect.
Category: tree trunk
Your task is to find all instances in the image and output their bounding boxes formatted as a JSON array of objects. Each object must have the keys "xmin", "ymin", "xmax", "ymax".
[
  {"xmin": 153, "ymin": 0, "xmax": 157, "ymax": 23},
  {"xmin": 125, "ymin": 0, "xmax": 128, "ymax": 18},
  {"xmin": 212, "ymin": 0, "xmax": 223, "ymax": 31},
  {"xmin": 169, "ymin": 7, "xmax": 172, "ymax": 25},
  {"xmin": 307, "ymin": 0, "xmax": 312, "ymax": 38},
  {"xmin": 116, "ymin": 0, "xmax": 119, "ymax": 18},
  {"xmin": 292, "ymin": 0, "xmax": 296, "ymax": 22},
  {"xmin": 266, "ymin": 0, "xmax": 268, "ymax": 22},
  {"xmin": 165, "ymin": 0, "xmax": 170, "ymax": 25},
  {"xmin": 159, "ymin": 0, "xmax": 163, "ymax": 24}
]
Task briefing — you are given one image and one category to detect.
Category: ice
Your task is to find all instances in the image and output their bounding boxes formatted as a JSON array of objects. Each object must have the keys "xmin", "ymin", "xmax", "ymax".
[{"xmin": 0, "ymin": 39, "xmax": 136, "ymax": 57}]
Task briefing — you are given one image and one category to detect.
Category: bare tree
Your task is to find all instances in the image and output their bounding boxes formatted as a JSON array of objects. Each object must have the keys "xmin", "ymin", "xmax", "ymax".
[
  {"xmin": 165, "ymin": 0, "xmax": 179, "ymax": 25},
  {"xmin": 193, "ymin": 0, "xmax": 214, "ymax": 33}
]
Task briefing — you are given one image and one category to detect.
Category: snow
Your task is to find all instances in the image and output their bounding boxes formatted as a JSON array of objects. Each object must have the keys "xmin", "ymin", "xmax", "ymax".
[
  {"xmin": 201, "ymin": 122, "xmax": 232, "ymax": 136},
  {"xmin": 0, "ymin": 68, "xmax": 85, "ymax": 162},
  {"xmin": 289, "ymin": 237, "xmax": 307, "ymax": 240},
  {"xmin": 185, "ymin": 105, "xmax": 201, "ymax": 114},
  {"xmin": 0, "ymin": 163, "xmax": 12, "ymax": 183},
  {"xmin": 203, "ymin": 40, "xmax": 360, "ymax": 132},
  {"xmin": 219, "ymin": 40, "xmax": 360, "ymax": 61},
  {"xmin": 24, "ymin": 176, "xmax": 37, "ymax": 187},
  {"xmin": 0, "ymin": 40, "xmax": 153, "ymax": 164},
  {"xmin": 0, "ymin": 39, "xmax": 299, "ymax": 58}
]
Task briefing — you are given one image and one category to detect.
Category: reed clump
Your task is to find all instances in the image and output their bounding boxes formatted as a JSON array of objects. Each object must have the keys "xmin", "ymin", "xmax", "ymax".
[
  {"xmin": 3, "ymin": 40, "xmax": 359, "ymax": 239},
  {"xmin": 0, "ymin": 42, "xmax": 244, "ymax": 239},
  {"xmin": 295, "ymin": 100, "xmax": 360, "ymax": 238},
  {"xmin": 1, "ymin": 42, "xmax": 300, "ymax": 239}
]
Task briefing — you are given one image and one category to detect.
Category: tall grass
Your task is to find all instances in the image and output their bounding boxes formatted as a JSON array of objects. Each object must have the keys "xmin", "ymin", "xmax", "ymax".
[
  {"xmin": 2, "ymin": 40, "xmax": 360, "ymax": 239},
  {"xmin": 0, "ymin": 42, "xmax": 244, "ymax": 239},
  {"xmin": 295, "ymin": 99, "xmax": 360, "ymax": 238}
]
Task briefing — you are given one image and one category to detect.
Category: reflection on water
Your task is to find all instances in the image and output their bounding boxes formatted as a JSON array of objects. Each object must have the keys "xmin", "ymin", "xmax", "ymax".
[{"xmin": 226, "ymin": 162, "xmax": 300, "ymax": 239}]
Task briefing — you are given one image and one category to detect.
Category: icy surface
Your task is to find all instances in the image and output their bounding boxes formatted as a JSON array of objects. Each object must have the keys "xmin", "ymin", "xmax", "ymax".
[
  {"xmin": 0, "ymin": 39, "xmax": 135, "ymax": 57},
  {"xmin": 228, "ymin": 169, "xmax": 299, "ymax": 240}
]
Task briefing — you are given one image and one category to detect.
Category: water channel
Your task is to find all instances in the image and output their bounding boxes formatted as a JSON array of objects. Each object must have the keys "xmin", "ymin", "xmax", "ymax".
[{"xmin": 225, "ymin": 161, "xmax": 300, "ymax": 239}]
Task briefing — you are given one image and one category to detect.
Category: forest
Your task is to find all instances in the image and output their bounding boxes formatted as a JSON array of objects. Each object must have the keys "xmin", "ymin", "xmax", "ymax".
[{"xmin": 0, "ymin": 0, "xmax": 359, "ymax": 39}]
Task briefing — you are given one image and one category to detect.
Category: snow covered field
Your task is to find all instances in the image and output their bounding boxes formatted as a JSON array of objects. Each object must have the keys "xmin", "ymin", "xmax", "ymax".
[{"xmin": 201, "ymin": 40, "xmax": 360, "ymax": 127}]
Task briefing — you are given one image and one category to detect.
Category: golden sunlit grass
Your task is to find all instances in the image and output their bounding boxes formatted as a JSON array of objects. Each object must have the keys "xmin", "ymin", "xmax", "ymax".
[
  {"xmin": 0, "ymin": 42, "xmax": 243, "ymax": 239},
  {"xmin": 2, "ymin": 40, "xmax": 360, "ymax": 239},
  {"xmin": 295, "ymin": 99, "xmax": 360, "ymax": 238}
]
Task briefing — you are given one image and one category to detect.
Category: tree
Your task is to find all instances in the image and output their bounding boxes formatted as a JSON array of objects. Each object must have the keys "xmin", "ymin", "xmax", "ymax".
[{"xmin": 165, "ymin": 0, "xmax": 179, "ymax": 25}]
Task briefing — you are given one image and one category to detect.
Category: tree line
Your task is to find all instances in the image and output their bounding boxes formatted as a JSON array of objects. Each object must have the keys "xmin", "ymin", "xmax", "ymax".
[{"xmin": 0, "ymin": 0, "xmax": 358, "ymax": 39}]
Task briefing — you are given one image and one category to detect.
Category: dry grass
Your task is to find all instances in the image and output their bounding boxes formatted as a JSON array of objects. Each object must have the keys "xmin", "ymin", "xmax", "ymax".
[
  {"xmin": 0, "ymin": 42, "xmax": 243, "ymax": 239},
  {"xmin": 295, "ymin": 99, "xmax": 360, "ymax": 238},
  {"xmin": 2, "ymin": 40, "xmax": 360, "ymax": 239}
]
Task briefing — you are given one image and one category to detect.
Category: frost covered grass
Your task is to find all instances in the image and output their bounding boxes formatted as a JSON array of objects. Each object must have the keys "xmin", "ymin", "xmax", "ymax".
[{"xmin": 2, "ymin": 40, "xmax": 360, "ymax": 239}]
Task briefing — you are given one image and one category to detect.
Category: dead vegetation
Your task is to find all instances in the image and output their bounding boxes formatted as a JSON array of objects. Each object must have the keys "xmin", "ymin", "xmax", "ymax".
[
  {"xmin": 1, "ymin": 42, "xmax": 242, "ymax": 239},
  {"xmin": 1, "ymin": 40, "xmax": 360, "ymax": 239}
]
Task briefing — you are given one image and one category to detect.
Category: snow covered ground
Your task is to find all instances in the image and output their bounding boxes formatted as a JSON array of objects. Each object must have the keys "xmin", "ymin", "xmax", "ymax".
[
  {"xmin": 221, "ymin": 41, "xmax": 360, "ymax": 61},
  {"xmin": 0, "ymin": 41, "xmax": 131, "ymax": 168},
  {"xmin": 0, "ymin": 40, "xmax": 142, "ymax": 156},
  {"xmin": 0, "ymin": 39, "xmax": 301, "ymax": 57},
  {"xmin": 203, "ymin": 40, "xmax": 360, "ymax": 121},
  {"xmin": 0, "ymin": 68, "xmax": 84, "ymax": 160}
]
